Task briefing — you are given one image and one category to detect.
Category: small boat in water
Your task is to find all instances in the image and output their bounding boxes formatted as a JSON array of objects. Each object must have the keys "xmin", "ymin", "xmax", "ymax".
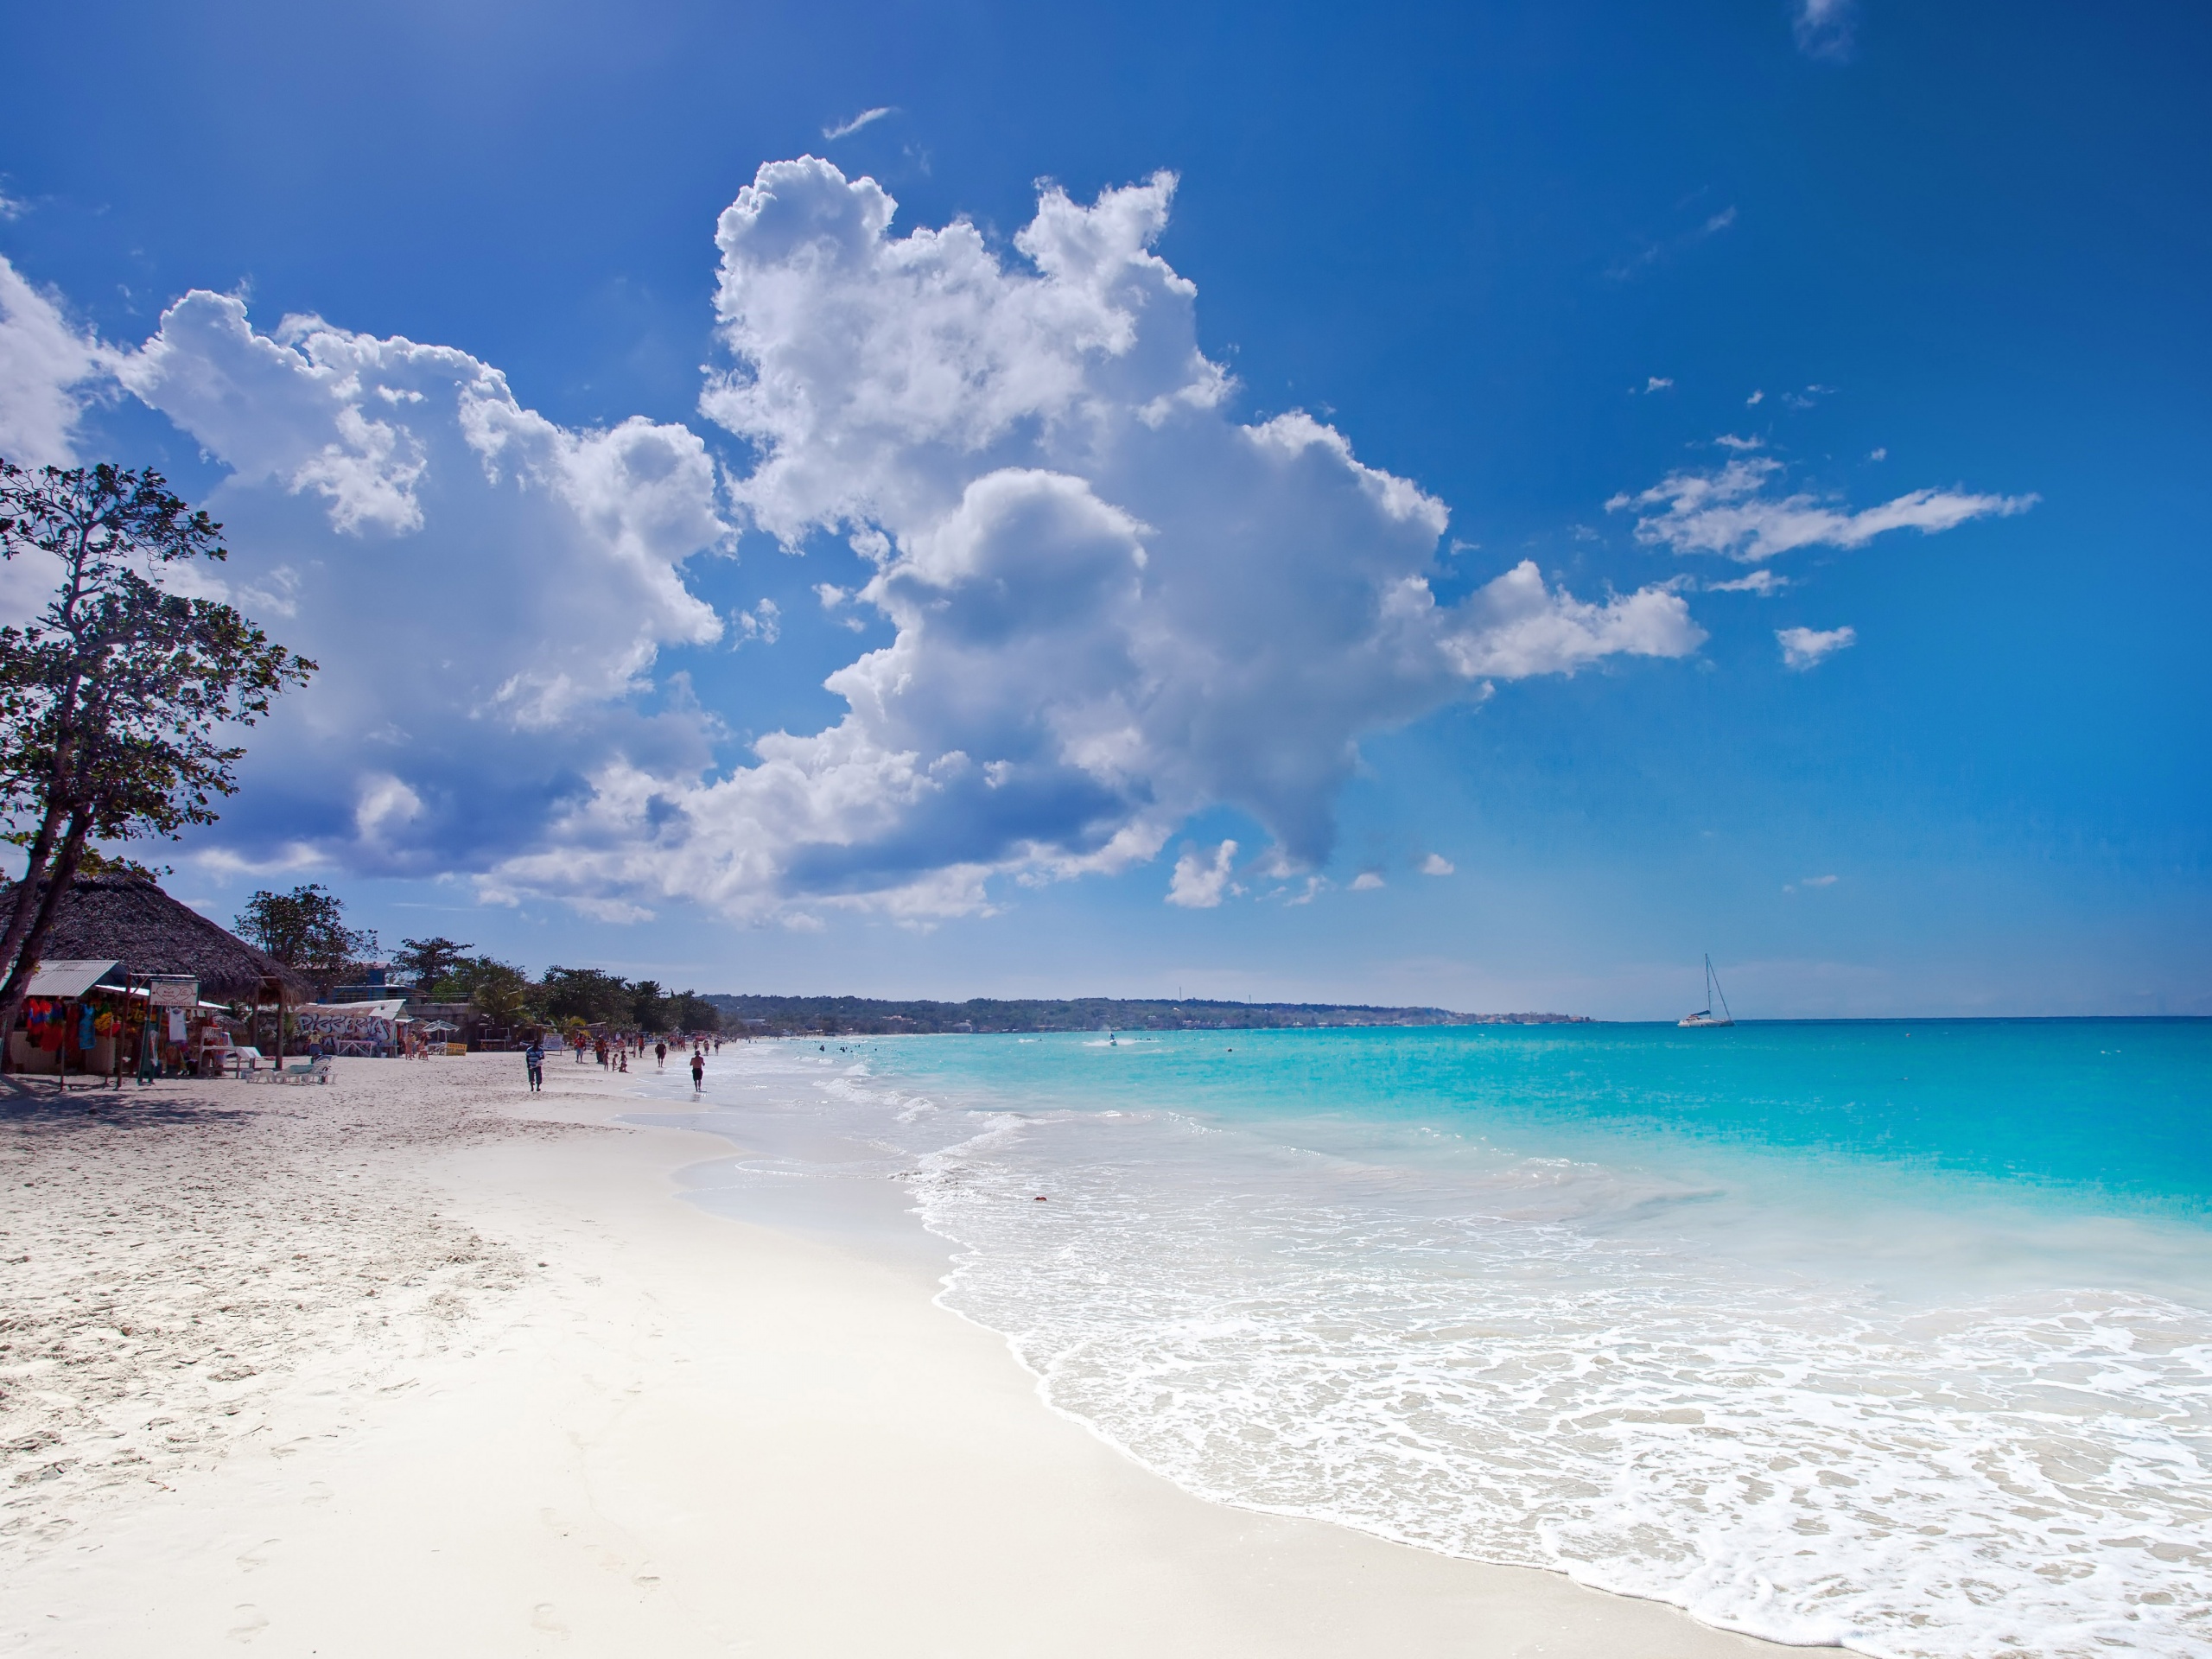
[{"xmin": 1679, "ymin": 955, "xmax": 1735, "ymax": 1027}]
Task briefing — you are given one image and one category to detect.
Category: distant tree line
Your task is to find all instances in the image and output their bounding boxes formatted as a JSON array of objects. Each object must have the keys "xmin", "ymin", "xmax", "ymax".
[
  {"xmin": 221, "ymin": 898, "xmax": 1591, "ymax": 1040},
  {"xmin": 706, "ymin": 994, "xmax": 1590, "ymax": 1035},
  {"xmin": 232, "ymin": 887, "xmax": 721, "ymax": 1034}
]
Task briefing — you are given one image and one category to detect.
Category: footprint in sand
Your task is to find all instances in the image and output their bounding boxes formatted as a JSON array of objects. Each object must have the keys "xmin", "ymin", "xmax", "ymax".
[
  {"xmin": 302, "ymin": 1481, "xmax": 333, "ymax": 1505},
  {"xmin": 226, "ymin": 1604, "xmax": 269, "ymax": 1642},
  {"xmin": 235, "ymin": 1539, "xmax": 281, "ymax": 1572},
  {"xmin": 531, "ymin": 1601, "xmax": 569, "ymax": 1636}
]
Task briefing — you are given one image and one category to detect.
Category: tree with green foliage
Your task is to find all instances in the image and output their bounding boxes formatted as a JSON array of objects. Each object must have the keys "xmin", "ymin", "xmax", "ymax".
[
  {"xmin": 539, "ymin": 965, "xmax": 631, "ymax": 1027},
  {"xmin": 391, "ymin": 935, "xmax": 473, "ymax": 995},
  {"xmin": 235, "ymin": 884, "xmax": 378, "ymax": 993},
  {"xmin": 465, "ymin": 958, "xmax": 532, "ymax": 1027},
  {"xmin": 0, "ymin": 460, "xmax": 315, "ymax": 1056},
  {"xmin": 628, "ymin": 978, "xmax": 667, "ymax": 1032},
  {"xmin": 668, "ymin": 989, "xmax": 722, "ymax": 1034}
]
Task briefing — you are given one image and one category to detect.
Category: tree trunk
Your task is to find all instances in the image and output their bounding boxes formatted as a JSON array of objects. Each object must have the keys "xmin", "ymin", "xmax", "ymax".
[
  {"xmin": 0, "ymin": 798, "xmax": 67, "ymax": 990},
  {"xmin": 0, "ymin": 808, "xmax": 92, "ymax": 1075}
]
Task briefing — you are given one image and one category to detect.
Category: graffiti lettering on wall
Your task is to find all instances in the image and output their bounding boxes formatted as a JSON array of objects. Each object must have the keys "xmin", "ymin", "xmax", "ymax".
[{"xmin": 293, "ymin": 1004, "xmax": 402, "ymax": 1058}]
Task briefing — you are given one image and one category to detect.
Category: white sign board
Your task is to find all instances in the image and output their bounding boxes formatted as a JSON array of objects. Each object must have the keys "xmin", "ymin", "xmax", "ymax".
[{"xmin": 149, "ymin": 976, "xmax": 200, "ymax": 1008}]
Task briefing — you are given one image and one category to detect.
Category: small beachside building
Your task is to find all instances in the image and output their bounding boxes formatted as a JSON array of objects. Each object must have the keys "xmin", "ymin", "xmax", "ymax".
[
  {"xmin": 0, "ymin": 873, "xmax": 315, "ymax": 1076},
  {"xmin": 10, "ymin": 957, "xmax": 135, "ymax": 1077},
  {"xmin": 292, "ymin": 999, "xmax": 409, "ymax": 1058}
]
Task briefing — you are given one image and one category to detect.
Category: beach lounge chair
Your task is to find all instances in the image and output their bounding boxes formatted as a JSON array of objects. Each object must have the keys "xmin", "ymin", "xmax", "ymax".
[
  {"xmin": 221, "ymin": 1045, "xmax": 264, "ymax": 1077},
  {"xmin": 279, "ymin": 1056, "xmax": 334, "ymax": 1085}
]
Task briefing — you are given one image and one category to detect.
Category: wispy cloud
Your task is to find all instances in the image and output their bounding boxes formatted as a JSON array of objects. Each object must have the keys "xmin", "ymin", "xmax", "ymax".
[
  {"xmin": 1610, "ymin": 456, "xmax": 2037, "ymax": 563},
  {"xmin": 1707, "ymin": 569, "xmax": 1788, "ymax": 596},
  {"xmin": 1794, "ymin": 0, "xmax": 1857, "ymax": 60},
  {"xmin": 823, "ymin": 106, "xmax": 895, "ymax": 141},
  {"xmin": 732, "ymin": 597, "xmax": 781, "ymax": 647},
  {"xmin": 813, "ymin": 582, "xmax": 867, "ymax": 632},
  {"xmin": 1608, "ymin": 206, "xmax": 1739, "ymax": 281},
  {"xmin": 1777, "ymin": 626, "xmax": 1856, "ymax": 670}
]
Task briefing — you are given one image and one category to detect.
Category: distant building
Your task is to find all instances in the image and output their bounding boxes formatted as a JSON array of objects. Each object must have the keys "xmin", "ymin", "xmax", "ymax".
[{"xmin": 330, "ymin": 965, "xmax": 396, "ymax": 1003}]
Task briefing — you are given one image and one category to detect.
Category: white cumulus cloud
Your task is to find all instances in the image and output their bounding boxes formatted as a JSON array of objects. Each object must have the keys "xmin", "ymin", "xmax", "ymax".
[
  {"xmin": 107, "ymin": 291, "xmax": 730, "ymax": 877},
  {"xmin": 22, "ymin": 160, "xmax": 1714, "ymax": 922},
  {"xmin": 0, "ymin": 254, "xmax": 110, "ymax": 467},
  {"xmin": 1420, "ymin": 853, "xmax": 1454, "ymax": 876},
  {"xmin": 1611, "ymin": 456, "xmax": 2036, "ymax": 563},
  {"xmin": 1777, "ymin": 625, "xmax": 1856, "ymax": 670},
  {"xmin": 1167, "ymin": 839, "xmax": 1240, "ymax": 908},
  {"xmin": 484, "ymin": 158, "xmax": 1704, "ymax": 920},
  {"xmin": 1349, "ymin": 870, "xmax": 1385, "ymax": 891}
]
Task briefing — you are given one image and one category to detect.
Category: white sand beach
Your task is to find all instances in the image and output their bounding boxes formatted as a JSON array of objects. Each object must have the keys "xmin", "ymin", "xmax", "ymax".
[{"xmin": 1, "ymin": 1053, "xmax": 1791, "ymax": 1657}]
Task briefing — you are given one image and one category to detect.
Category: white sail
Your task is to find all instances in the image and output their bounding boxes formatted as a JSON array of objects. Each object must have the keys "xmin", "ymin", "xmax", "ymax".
[{"xmin": 1678, "ymin": 955, "xmax": 1735, "ymax": 1027}]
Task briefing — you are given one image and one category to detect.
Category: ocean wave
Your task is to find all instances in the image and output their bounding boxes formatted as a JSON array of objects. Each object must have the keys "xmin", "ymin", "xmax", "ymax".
[{"xmin": 908, "ymin": 1108, "xmax": 2212, "ymax": 1659}]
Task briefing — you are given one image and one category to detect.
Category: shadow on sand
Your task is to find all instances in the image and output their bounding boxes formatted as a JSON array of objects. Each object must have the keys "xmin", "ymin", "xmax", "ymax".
[{"xmin": 0, "ymin": 1076, "xmax": 252, "ymax": 1129}]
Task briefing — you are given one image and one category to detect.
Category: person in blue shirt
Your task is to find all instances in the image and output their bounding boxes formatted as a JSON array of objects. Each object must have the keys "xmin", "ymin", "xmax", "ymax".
[{"xmin": 524, "ymin": 1036, "xmax": 545, "ymax": 1093}]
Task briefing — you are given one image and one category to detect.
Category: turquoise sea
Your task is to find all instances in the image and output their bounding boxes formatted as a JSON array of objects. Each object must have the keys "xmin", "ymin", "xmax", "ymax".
[{"xmin": 667, "ymin": 1020, "xmax": 2212, "ymax": 1659}]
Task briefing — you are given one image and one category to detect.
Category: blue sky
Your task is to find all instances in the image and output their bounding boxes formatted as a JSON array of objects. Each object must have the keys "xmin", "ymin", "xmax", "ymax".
[{"xmin": 2, "ymin": 0, "xmax": 2205, "ymax": 1017}]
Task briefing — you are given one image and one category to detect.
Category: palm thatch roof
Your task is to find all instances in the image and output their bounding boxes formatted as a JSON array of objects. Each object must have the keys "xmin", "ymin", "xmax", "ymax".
[{"xmin": 0, "ymin": 873, "xmax": 315, "ymax": 1003}]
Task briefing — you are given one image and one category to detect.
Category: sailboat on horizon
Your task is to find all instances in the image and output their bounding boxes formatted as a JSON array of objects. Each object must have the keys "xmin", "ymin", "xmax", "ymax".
[{"xmin": 1678, "ymin": 955, "xmax": 1735, "ymax": 1028}]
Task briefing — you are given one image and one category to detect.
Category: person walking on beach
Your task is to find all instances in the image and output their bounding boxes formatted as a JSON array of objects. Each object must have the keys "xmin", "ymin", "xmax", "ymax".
[
  {"xmin": 690, "ymin": 1049, "xmax": 704, "ymax": 1096},
  {"xmin": 655, "ymin": 1039, "xmax": 667, "ymax": 1071},
  {"xmin": 524, "ymin": 1037, "xmax": 544, "ymax": 1093}
]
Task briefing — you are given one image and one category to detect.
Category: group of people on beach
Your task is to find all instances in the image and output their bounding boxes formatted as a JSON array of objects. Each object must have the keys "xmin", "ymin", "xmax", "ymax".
[{"xmin": 523, "ymin": 1031, "xmax": 718, "ymax": 1095}]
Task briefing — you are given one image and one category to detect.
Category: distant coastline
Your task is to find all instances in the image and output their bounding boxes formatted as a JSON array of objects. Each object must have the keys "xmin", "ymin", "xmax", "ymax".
[{"xmin": 705, "ymin": 994, "xmax": 1592, "ymax": 1035}]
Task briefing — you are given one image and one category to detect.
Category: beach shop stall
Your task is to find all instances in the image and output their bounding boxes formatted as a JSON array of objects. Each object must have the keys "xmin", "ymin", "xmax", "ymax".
[
  {"xmin": 9, "ymin": 959, "xmax": 133, "ymax": 1083},
  {"xmin": 0, "ymin": 872, "xmax": 315, "ymax": 1078}
]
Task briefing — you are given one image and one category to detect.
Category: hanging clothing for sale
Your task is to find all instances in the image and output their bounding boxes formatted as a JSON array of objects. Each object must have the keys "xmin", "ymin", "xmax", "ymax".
[
  {"xmin": 166, "ymin": 1009, "xmax": 187, "ymax": 1043},
  {"xmin": 78, "ymin": 1005, "xmax": 96, "ymax": 1050}
]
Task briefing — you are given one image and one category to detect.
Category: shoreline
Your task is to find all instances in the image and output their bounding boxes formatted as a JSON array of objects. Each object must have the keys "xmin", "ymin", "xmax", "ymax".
[{"xmin": 3, "ymin": 1053, "xmax": 1791, "ymax": 1656}]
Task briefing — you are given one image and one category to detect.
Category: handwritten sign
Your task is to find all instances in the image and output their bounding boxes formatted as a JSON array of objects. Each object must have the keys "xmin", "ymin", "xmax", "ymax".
[{"xmin": 149, "ymin": 976, "xmax": 200, "ymax": 1008}]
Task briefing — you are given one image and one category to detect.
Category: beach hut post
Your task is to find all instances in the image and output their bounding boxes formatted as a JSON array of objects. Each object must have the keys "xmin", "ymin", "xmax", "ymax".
[{"xmin": 137, "ymin": 976, "xmax": 156, "ymax": 1085}]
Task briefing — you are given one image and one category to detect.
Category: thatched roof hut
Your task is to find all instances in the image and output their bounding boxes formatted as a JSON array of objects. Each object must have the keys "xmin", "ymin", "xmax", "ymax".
[{"xmin": 0, "ymin": 873, "xmax": 315, "ymax": 1003}]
